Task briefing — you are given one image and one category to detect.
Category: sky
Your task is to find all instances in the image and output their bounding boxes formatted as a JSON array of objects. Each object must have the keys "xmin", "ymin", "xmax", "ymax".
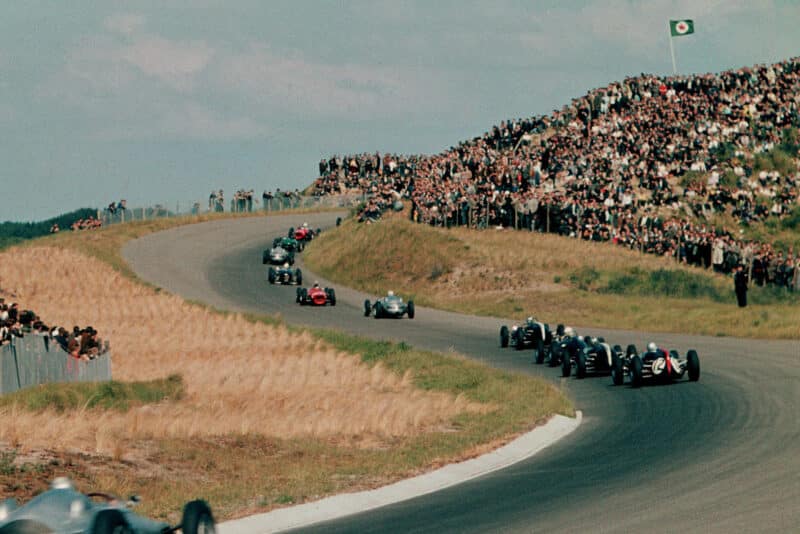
[{"xmin": 1, "ymin": 1, "xmax": 799, "ymax": 222}]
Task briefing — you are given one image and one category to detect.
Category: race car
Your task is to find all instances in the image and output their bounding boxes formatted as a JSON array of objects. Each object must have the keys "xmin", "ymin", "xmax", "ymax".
[
  {"xmin": 499, "ymin": 317, "xmax": 553, "ymax": 363},
  {"xmin": 273, "ymin": 236, "xmax": 304, "ymax": 253},
  {"xmin": 289, "ymin": 223, "xmax": 320, "ymax": 243},
  {"xmin": 262, "ymin": 242, "xmax": 295, "ymax": 265},
  {"xmin": 611, "ymin": 342, "xmax": 700, "ymax": 387},
  {"xmin": 0, "ymin": 477, "xmax": 214, "ymax": 534},
  {"xmin": 542, "ymin": 324, "xmax": 574, "ymax": 367},
  {"xmin": 268, "ymin": 264, "xmax": 302, "ymax": 285},
  {"xmin": 561, "ymin": 336, "xmax": 623, "ymax": 379},
  {"xmin": 364, "ymin": 291, "xmax": 415, "ymax": 319},
  {"xmin": 296, "ymin": 284, "xmax": 336, "ymax": 306}
]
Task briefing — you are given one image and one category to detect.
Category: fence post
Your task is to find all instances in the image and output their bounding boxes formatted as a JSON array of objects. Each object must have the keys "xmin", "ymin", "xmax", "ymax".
[{"xmin": 12, "ymin": 341, "xmax": 21, "ymax": 392}]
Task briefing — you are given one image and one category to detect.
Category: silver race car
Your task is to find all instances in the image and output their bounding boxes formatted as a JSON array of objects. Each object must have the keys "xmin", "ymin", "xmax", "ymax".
[
  {"xmin": 364, "ymin": 291, "xmax": 415, "ymax": 319},
  {"xmin": 0, "ymin": 478, "xmax": 214, "ymax": 534}
]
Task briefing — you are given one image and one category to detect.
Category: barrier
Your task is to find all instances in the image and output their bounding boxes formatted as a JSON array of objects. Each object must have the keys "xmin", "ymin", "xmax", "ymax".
[{"xmin": 0, "ymin": 335, "xmax": 111, "ymax": 395}]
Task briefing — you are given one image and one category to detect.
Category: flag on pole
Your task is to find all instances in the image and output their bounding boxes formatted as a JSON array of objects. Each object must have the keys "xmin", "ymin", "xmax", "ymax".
[{"xmin": 669, "ymin": 19, "xmax": 694, "ymax": 37}]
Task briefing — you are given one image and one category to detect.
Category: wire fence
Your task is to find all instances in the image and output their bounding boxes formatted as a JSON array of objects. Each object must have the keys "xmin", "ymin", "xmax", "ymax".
[{"xmin": 97, "ymin": 194, "xmax": 367, "ymax": 227}]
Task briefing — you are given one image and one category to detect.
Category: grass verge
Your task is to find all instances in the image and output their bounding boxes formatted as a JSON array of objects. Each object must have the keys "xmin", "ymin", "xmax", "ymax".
[{"xmin": 304, "ymin": 215, "xmax": 800, "ymax": 339}]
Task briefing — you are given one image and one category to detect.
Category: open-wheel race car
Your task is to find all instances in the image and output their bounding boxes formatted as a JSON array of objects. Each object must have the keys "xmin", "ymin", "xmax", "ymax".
[
  {"xmin": 544, "ymin": 324, "xmax": 576, "ymax": 367},
  {"xmin": 561, "ymin": 336, "xmax": 623, "ymax": 379},
  {"xmin": 268, "ymin": 264, "xmax": 302, "ymax": 285},
  {"xmin": 611, "ymin": 342, "xmax": 700, "ymax": 387},
  {"xmin": 289, "ymin": 223, "xmax": 320, "ymax": 244},
  {"xmin": 275, "ymin": 236, "xmax": 304, "ymax": 253},
  {"xmin": 0, "ymin": 477, "xmax": 214, "ymax": 534},
  {"xmin": 296, "ymin": 283, "xmax": 336, "ymax": 306},
  {"xmin": 364, "ymin": 291, "xmax": 414, "ymax": 319},
  {"xmin": 262, "ymin": 241, "xmax": 296, "ymax": 265},
  {"xmin": 499, "ymin": 317, "xmax": 553, "ymax": 363}
]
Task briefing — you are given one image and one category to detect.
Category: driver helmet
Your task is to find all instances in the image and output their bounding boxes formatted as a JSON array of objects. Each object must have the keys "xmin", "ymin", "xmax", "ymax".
[
  {"xmin": 388, "ymin": 290, "xmax": 395, "ymax": 297},
  {"xmin": 526, "ymin": 316, "xmax": 534, "ymax": 324},
  {"xmin": 303, "ymin": 222, "xmax": 309, "ymax": 228},
  {"xmin": 647, "ymin": 341, "xmax": 658, "ymax": 353},
  {"xmin": 590, "ymin": 336, "xmax": 598, "ymax": 344},
  {"xmin": 313, "ymin": 281, "xmax": 320, "ymax": 288},
  {"xmin": 564, "ymin": 326, "xmax": 575, "ymax": 337},
  {"xmin": 284, "ymin": 262, "xmax": 289, "ymax": 268}
]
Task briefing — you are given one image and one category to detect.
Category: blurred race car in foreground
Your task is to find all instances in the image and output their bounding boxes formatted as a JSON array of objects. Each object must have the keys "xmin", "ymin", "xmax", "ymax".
[
  {"xmin": 612, "ymin": 342, "xmax": 700, "ymax": 387},
  {"xmin": 268, "ymin": 264, "xmax": 302, "ymax": 285},
  {"xmin": 296, "ymin": 283, "xmax": 336, "ymax": 306},
  {"xmin": 364, "ymin": 291, "xmax": 415, "ymax": 319},
  {"xmin": 0, "ymin": 477, "xmax": 214, "ymax": 534}
]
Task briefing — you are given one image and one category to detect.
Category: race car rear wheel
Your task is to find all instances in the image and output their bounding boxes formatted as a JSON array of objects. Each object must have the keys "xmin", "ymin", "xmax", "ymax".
[
  {"xmin": 181, "ymin": 500, "xmax": 215, "ymax": 534},
  {"xmin": 374, "ymin": 302, "xmax": 384, "ymax": 318},
  {"xmin": 296, "ymin": 287, "xmax": 302, "ymax": 303},
  {"xmin": 299, "ymin": 288, "xmax": 308, "ymax": 305},
  {"xmin": 407, "ymin": 300, "xmax": 415, "ymax": 319},
  {"xmin": 687, "ymin": 350, "xmax": 700, "ymax": 381},
  {"xmin": 268, "ymin": 268, "xmax": 276, "ymax": 284},
  {"xmin": 327, "ymin": 288, "xmax": 337, "ymax": 306},
  {"xmin": 631, "ymin": 355, "xmax": 643, "ymax": 388},
  {"xmin": 364, "ymin": 300, "xmax": 372, "ymax": 317},
  {"xmin": 534, "ymin": 337, "xmax": 545, "ymax": 364},
  {"xmin": 91, "ymin": 510, "xmax": 131, "ymax": 534},
  {"xmin": 561, "ymin": 354, "xmax": 571, "ymax": 377},
  {"xmin": 611, "ymin": 353, "xmax": 625, "ymax": 386},
  {"xmin": 295, "ymin": 269, "xmax": 302, "ymax": 286},
  {"xmin": 500, "ymin": 325, "xmax": 509, "ymax": 348},
  {"xmin": 576, "ymin": 352, "xmax": 586, "ymax": 378}
]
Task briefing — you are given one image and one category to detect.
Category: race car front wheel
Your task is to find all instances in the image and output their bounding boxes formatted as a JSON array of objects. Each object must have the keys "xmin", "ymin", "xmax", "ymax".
[{"xmin": 687, "ymin": 350, "xmax": 700, "ymax": 381}]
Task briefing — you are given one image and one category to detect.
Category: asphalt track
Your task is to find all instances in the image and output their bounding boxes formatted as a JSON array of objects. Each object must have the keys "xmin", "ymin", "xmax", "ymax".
[{"xmin": 123, "ymin": 212, "xmax": 800, "ymax": 533}]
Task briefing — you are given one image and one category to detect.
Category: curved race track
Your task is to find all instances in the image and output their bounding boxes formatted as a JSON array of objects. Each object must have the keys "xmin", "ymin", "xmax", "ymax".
[{"xmin": 123, "ymin": 212, "xmax": 800, "ymax": 533}]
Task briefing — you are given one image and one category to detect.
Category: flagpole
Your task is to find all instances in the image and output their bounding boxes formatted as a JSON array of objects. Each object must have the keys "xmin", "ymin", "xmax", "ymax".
[{"xmin": 668, "ymin": 24, "xmax": 677, "ymax": 75}]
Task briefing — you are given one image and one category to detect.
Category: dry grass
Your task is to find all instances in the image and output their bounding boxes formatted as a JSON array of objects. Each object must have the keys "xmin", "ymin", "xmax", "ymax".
[
  {"xmin": 305, "ymin": 216, "xmax": 800, "ymax": 339},
  {"xmin": 0, "ymin": 246, "xmax": 486, "ymax": 454}
]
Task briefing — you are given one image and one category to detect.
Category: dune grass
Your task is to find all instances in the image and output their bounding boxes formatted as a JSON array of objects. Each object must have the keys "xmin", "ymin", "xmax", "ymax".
[
  {"xmin": 0, "ymin": 213, "xmax": 572, "ymax": 520},
  {"xmin": 304, "ymin": 216, "xmax": 800, "ymax": 339}
]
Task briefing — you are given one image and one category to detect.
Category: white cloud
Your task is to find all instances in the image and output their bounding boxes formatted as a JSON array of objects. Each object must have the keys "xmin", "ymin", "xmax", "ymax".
[
  {"xmin": 104, "ymin": 13, "xmax": 146, "ymax": 36},
  {"xmin": 119, "ymin": 35, "xmax": 214, "ymax": 92}
]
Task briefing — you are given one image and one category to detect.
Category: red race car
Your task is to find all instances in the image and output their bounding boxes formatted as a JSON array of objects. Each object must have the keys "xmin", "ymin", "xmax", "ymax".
[
  {"xmin": 289, "ymin": 223, "xmax": 320, "ymax": 243},
  {"xmin": 296, "ymin": 284, "xmax": 336, "ymax": 306}
]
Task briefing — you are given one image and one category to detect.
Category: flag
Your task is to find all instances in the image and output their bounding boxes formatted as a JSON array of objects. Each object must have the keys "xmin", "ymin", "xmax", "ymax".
[{"xmin": 670, "ymin": 19, "xmax": 694, "ymax": 37}]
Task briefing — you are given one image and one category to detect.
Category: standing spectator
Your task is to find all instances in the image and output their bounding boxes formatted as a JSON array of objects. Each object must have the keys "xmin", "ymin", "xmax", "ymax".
[{"xmin": 734, "ymin": 264, "xmax": 749, "ymax": 308}]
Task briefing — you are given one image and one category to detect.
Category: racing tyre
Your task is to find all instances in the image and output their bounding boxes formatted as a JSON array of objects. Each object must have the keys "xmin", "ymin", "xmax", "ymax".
[
  {"xmin": 288, "ymin": 253, "xmax": 295, "ymax": 265},
  {"xmin": 288, "ymin": 227, "xmax": 294, "ymax": 238},
  {"xmin": 327, "ymin": 288, "xmax": 337, "ymax": 306},
  {"xmin": 299, "ymin": 288, "xmax": 308, "ymax": 305},
  {"xmin": 296, "ymin": 287, "xmax": 302, "ymax": 303},
  {"xmin": 556, "ymin": 324, "xmax": 565, "ymax": 336},
  {"xmin": 534, "ymin": 337, "xmax": 545, "ymax": 364},
  {"xmin": 268, "ymin": 268, "xmax": 276, "ymax": 284},
  {"xmin": 181, "ymin": 500, "xmax": 215, "ymax": 534},
  {"xmin": 364, "ymin": 300, "xmax": 372, "ymax": 317},
  {"xmin": 407, "ymin": 300, "xmax": 415, "ymax": 319},
  {"xmin": 631, "ymin": 355, "xmax": 643, "ymax": 388},
  {"xmin": 687, "ymin": 349, "xmax": 700, "ymax": 381},
  {"xmin": 91, "ymin": 510, "xmax": 131, "ymax": 534},
  {"xmin": 561, "ymin": 354, "xmax": 571, "ymax": 377},
  {"xmin": 298, "ymin": 241, "xmax": 305, "ymax": 252},
  {"xmin": 295, "ymin": 269, "xmax": 302, "ymax": 286},
  {"xmin": 262, "ymin": 252, "xmax": 268, "ymax": 265},
  {"xmin": 374, "ymin": 302, "xmax": 384, "ymax": 319},
  {"xmin": 611, "ymin": 353, "xmax": 625, "ymax": 386},
  {"xmin": 576, "ymin": 351, "xmax": 586, "ymax": 378},
  {"xmin": 500, "ymin": 326, "xmax": 509, "ymax": 348}
]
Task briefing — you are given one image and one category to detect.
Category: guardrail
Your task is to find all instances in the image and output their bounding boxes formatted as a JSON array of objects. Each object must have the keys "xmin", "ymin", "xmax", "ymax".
[
  {"xmin": 0, "ymin": 336, "xmax": 112, "ymax": 394},
  {"xmin": 97, "ymin": 194, "xmax": 366, "ymax": 227}
]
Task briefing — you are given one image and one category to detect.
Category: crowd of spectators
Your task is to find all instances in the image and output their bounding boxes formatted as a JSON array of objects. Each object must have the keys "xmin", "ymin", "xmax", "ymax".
[
  {"xmin": 70, "ymin": 216, "xmax": 102, "ymax": 231},
  {"xmin": 0, "ymin": 299, "xmax": 108, "ymax": 361},
  {"xmin": 310, "ymin": 58, "xmax": 800, "ymax": 291}
]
